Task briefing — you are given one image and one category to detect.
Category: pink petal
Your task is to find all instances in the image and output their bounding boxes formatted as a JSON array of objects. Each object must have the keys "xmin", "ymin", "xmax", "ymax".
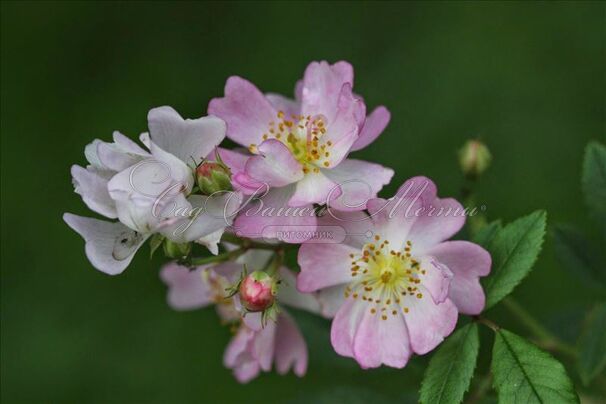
[
  {"xmin": 418, "ymin": 257, "xmax": 454, "ymax": 304},
  {"xmin": 315, "ymin": 209, "xmax": 374, "ymax": 249},
  {"xmin": 211, "ymin": 261, "xmax": 245, "ymax": 284},
  {"xmin": 366, "ymin": 197, "xmax": 420, "ymax": 249},
  {"xmin": 274, "ymin": 312, "xmax": 308, "ymax": 377},
  {"xmin": 223, "ymin": 327, "xmax": 261, "ymax": 383},
  {"xmin": 265, "ymin": 93, "xmax": 301, "ymax": 117},
  {"xmin": 350, "ymin": 106, "xmax": 391, "ymax": 152},
  {"xmin": 301, "ymin": 61, "xmax": 354, "ymax": 122},
  {"xmin": 244, "ymin": 139, "xmax": 303, "ymax": 187},
  {"xmin": 288, "ymin": 170, "xmax": 342, "ymax": 207},
  {"xmin": 316, "ymin": 83, "xmax": 363, "ymax": 168},
  {"xmin": 278, "ymin": 267, "xmax": 323, "ymax": 315},
  {"xmin": 367, "ymin": 176, "xmax": 465, "ymax": 252},
  {"xmin": 323, "ymin": 159, "xmax": 394, "ymax": 211},
  {"xmin": 406, "ymin": 197, "xmax": 466, "ymax": 254},
  {"xmin": 233, "ymin": 185, "xmax": 317, "ymax": 243},
  {"xmin": 297, "ymin": 243, "xmax": 358, "ymax": 292},
  {"xmin": 208, "ymin": 76, "xmax": 276, "ymax": 147},
  {"xmin": 425, "ymin": 241, "xmax": 491, "ymax": 315},
  {"xmin": 233, "ymin": 361, "xmax": 261, "ymax": 384},
  {"xmin": 330, "ymin": 297, "xmax": 366, "ymax": 359},
  {"xmin": 403, "ymin": 295, "xmax": 458, "ymax": 355},
  {"xmin": 216, "ymin": 147, "xmax": 250, "ymax": 174},
  {"xmin": 63, "ymin": 213, "xmax": 147, "ymax": 275},
  {"xmin": 316, "ymin": 285, "xmax": 346, "ymax": 318},
  {"xmin": 159, "ymin": 263, "xmax": 213, "ymax": 310},
  {"xmin": 252, "ymin": 318, "xmax": 277, "ymax": 371},
  {"xmin": 352, "ymin": 308, "xmax": 412, "ymax": 369}
]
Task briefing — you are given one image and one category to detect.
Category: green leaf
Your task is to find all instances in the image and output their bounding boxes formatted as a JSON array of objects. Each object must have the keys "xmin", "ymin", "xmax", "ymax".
[
  {"xmin": 552, "ymin": 225, "xmax": 605, "ymax": 288},
  {"xmin": 472, "ymin": 220, "xmax": 502, "ymax": 248},
  {"xmin": 482, "ymin": 211, "xmax": 546, "ymax": 309},
  {"xmin": 420, "ymin": 323, "xmax": 480, "ymax": 404},
  {"xmin": 577, "ymin": 302, "xmax": 606, "ymax": 385},
  {"xmin": 492, "ymin": 329, "xmax": 579, "ymax": 404},
  {"xmin": 582, "ymin": 141, "xmax": 606, "ymax": 223}
]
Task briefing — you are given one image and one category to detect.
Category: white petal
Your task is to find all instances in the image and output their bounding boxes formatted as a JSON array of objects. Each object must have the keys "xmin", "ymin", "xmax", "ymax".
[
  {"xmin": 63, "ymin": 213, "xmax": 147, "ymax": 275},
  {"xmin": 148, "ymin": 106, "xmax": 226, "ymax": 164}
]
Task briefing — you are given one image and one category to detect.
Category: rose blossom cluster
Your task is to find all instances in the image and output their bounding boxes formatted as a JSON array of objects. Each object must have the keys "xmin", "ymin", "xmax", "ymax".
[{"xmin": 64, "ymin": 61, "xmax": 491, "ymax": 382}]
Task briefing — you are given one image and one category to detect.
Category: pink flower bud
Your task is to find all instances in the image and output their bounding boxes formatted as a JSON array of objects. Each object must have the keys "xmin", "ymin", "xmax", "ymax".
[
  {"xmin": 238, "ymin": 271, "xmax": 276, "ymax": 312},
  {"xmin": 195, "ymin": 161, "xmax": 232, "ymax": 195}
]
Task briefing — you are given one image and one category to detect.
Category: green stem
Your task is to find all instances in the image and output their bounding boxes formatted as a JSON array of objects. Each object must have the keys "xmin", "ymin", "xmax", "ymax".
[
  {"xmin": 221, "ymin": 233, "xmax": 288, "ymax": 251},
  {"xmin": 467, "ymin": 372, "xmax": 493, "ymax": 404},
  {"xmin": 502, "ymin": 298, "xmax": 576, "ymax": 358},
  {"xmin": 473, "ymin": 315, "xmax": 500, "ymax": 332},
  {"xmin": 189, "ymin": 248, "xmax": 245, "ymax": 266},
  {"xmin": 265, "ymin": 249, "xmax": 284, "ymax": 276}
]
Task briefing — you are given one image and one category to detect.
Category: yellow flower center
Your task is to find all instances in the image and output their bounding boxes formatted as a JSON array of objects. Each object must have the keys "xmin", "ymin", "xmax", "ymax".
[
  {"xmin": 346, "ymin": 235, "xmax": 427, "ymax": 320},
  {"xmin": 248, "ymin": 110, "xmax": 335, "ymax": 172}
]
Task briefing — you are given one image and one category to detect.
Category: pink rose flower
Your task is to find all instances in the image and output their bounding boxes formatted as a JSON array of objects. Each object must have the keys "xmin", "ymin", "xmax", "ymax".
[
  {"xmin": 208, "ymin": 61, "xmax": 394, "ymax": 240},
  {"xmin": 160, "ymin": 249, "xmax": 323, "ymax": 383},
  {"xmin": 297, "ymin": 177, "xmax": 491, "ymax": 368}
]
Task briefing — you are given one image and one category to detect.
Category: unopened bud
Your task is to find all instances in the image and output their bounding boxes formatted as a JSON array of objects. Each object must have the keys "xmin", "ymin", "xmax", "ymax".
[
  {"xmin": 196, "ymin": 162, "xmax": 232, "ymax": 195},
  {"xmin": 459, "ymin": 140, "xmax": 491, "ymax": 179},
  {"xmin": 238, "ymin": 271, "xmax": 277, "ymax": 312},
  {"xmin": 163, "ymin": 239, "xmax": 191, "ymax": 259}
]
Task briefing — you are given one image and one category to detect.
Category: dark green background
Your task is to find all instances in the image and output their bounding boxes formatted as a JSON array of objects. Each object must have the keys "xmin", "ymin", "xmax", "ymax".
[{"xmin": 2, "ymin": 1, "xmax": 604, "ymax": 402}]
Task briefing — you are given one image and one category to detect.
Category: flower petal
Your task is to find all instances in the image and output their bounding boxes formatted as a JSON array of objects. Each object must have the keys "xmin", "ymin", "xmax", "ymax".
[
  {"xmin": 406, "ymin": 196, "xmax": 466, "ymax": 254},
  {"xmin": 158, "ymin": 193, "xmax": 238, "ymax": 243},
  {"xmin": 350, "ymin": 106, "xmax": 391, "ymax": 152},
  {"xmin": 252, "ymin": 318, "xmax": 277, "ymax": 371},
  {"xmin": 265, "ymin": 93, "xmax": 300, "ymax": 118},
  {"xmin": 352, "ymin": 308, "xmax": 412, "ymax": 369},
  {"xmin": 223, "ymin": 327, "xmax": 261, "ymax": 383},
  {"xmin": 245, "ymin": 139, "xmax": 303, "ymax": 187},
  {"xmin": 315, "ymin": 83, "xmax": 363, "ymax": 168},
  {"xmin": 160, "ymin": 263, "xmax": 213, "ymax": 310},
  {"xmin": 278, "ymin": 267, "xmax": 323, "ymax": 315},
  {"xmin": 323, "ymin": 159, "xmax": 394, "ymax": 211},
  {"xmin": 274, "ymin": 311, "xmax": 308, "ymax": 377},
  {"xmin": 425, "ymin": 241, "xmax": 491, "ymax": 315},
  {"xmin": 418, "ymin": 257, "xmax": 454, "ymax": 304},
  {"xmin": 208, "ymin": 76, "xmax": 276, "ymax": 147},
  {"xmin": 147, "ymin": 106, "xmax": 225, "ymax": 164},
  {"xmin": 233, "ymin": 185, "xmax": 317, "ymax": 243},
  {"xmin": 63, "ymin": 213, "xmax": 147, "ymax": 275},
  {"xmin": 403, "ymin": 295, "xmax": 458, "ymax": 355},
  {"xmin": 330, "ymin": 297, "xmax": 366, "ymax": 359},
  {"xmin": 316, "ymin": 285, "xmax": 346, "ymax": 318},
  {"xmin": 97, "ymin": 131, "xmax": 149, "ymax": 172},
  {"xmin": 288, "ymin": 170, "xmax": 341, "ymax": 207},
  {"xmin": 315, "ymin": 209, "xmax": 374, "ymax": 249},
  {"xmin": 297, "ymin": 242, "xmax": 358, "ymax": 292},
  {"xmin": 300, "ymin": 61, "xmax": 354, "ymax": 122},
  {"xmin": 71, "ymin": 165, "xmax": 117, "ymax": 219},
  {"xmin": 216, "ymin": 147, "xmax": 249, "ymax": 174}
]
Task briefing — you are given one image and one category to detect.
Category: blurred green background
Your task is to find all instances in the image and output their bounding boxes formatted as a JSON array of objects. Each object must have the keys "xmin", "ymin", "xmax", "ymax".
[{"xmin": 1, "ymin": 1, "xmax": 604, "ymax": 402}]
